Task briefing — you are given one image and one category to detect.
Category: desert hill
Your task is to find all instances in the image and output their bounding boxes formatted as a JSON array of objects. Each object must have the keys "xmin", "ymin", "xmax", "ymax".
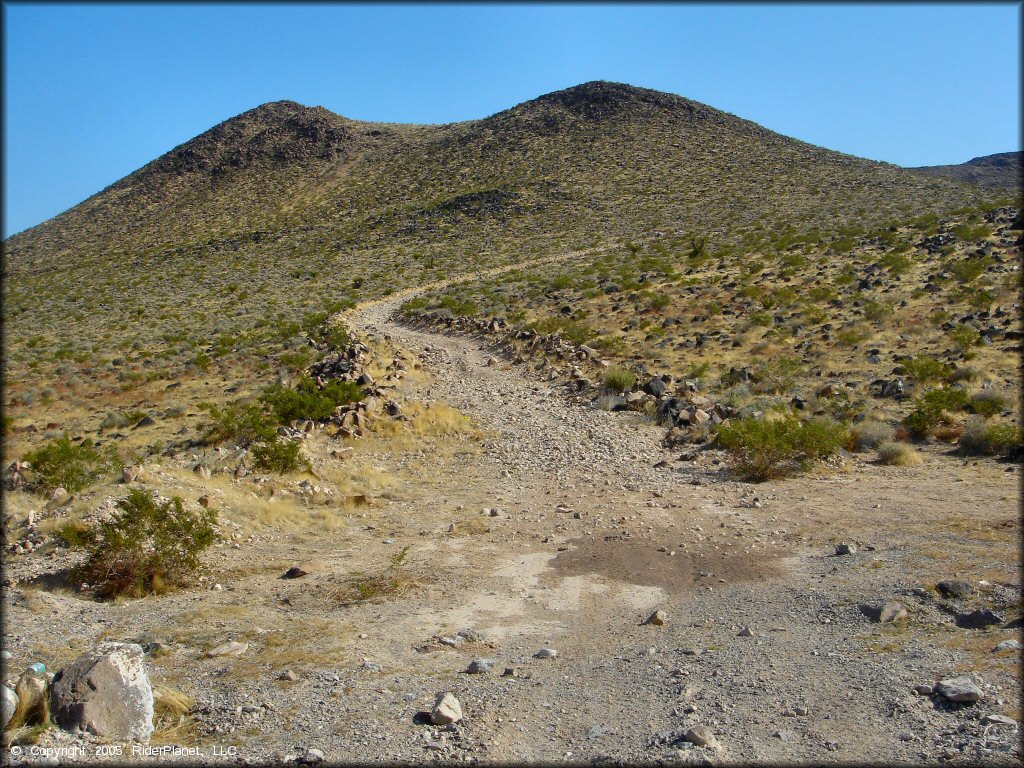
[{"xmin": 912, "ymin": 150, "xmax": 1021, "ymax": 191}]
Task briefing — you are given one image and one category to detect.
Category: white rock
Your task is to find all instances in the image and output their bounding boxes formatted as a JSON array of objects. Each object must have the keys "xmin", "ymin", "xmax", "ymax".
[
  {"xmin": 2, "ymin": 685, "xmax": 18, "ymax": 730},
  {"xmin": 207, "ymin": 641, "xmax": 248, "ymax": 657},
  {"xmin": 430, "ymin": 692, "xmax": 463, "ymax": 725}
]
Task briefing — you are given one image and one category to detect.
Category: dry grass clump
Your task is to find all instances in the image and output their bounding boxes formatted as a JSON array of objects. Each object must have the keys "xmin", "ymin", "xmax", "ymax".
[
  {"xmin": 151, "ymin": 684, "xmax": 197, "ymax": 744},
  {"xmin": 848, "ymin": 420, "xmax": 894, "ymax": 452},
  {"xmin": 876, "ymin": 441, "xmax": 923, "ymax": 466}
]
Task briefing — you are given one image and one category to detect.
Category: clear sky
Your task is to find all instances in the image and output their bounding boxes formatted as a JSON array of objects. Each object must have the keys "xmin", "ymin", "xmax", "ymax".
[{"xmin": 3, "ymin": 2, "xmax": 1020, "ymax": 237}]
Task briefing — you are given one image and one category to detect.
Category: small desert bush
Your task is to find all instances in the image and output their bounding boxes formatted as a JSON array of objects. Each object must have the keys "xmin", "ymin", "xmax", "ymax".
[
  {"xmin": 53, "ymin": 519, "xmax": 96, "ymax": 548},
  {"xmin": 716, "ymin": 415, "xmax": 847, "ymax": 482},
  {"xmin": 262, "ymin": 376, "xmax": 363, "ymax": 423},
  {"xmin": 848, "ymin": 420, "xmax": 894, "ymax": 452},
  {"xmin": 876, "ymin": 441, "xmax": 923, "ymax": 466},
  {"xmin": 603, "ymin": 366, "xmax": 636, "ymax": 394},
  {"xmin": 251, "ymin": 438, "xmax": 308, "ymax": 473},
  {"xmin": 81, "ymin": 490, "xmax": 216, "ymax": 599},
  {"xmin": 949, "ymin": 364, "xmax": 982, "ymax": 383},
  {"xmin": 958, "ymin": 417, "xmax": 1022, "ymax": 456},
  {"xmin": 902, "ymin": 387, "xmax": 969, "ymax": 439},
  {"xmin": 200, "ymin": 400, "xmax": 276, "ymax": 446},
  {"xmin": 901, "ymin": 355, "xmax": 950, "ymax": 385},
  {"xmin": 336, "ymin": 545, "xmax": 413, "ymax": 605},
  {"xmin": 22, "ymin": 436, "xmax": 120, "ymax": 493},
  {"xmin": 967, "ymin": 390, "xmax": 1005, "ymax": 418}
]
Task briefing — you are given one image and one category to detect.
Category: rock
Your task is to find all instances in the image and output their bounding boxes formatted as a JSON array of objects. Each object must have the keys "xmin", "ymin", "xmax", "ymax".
[
  {"xmin": 981, "ymin": 714, "xmax": 1017, "ymax": 726},
  {"xmin": 644, "ymin": 609, "xmax": 667, "ymax": 626},
  {"xmin": 121, "ymin": 465, "xmax": 143, "ymax": 484},
  {"xmin": 737, "ymin": 626, "xmax": 754, "ymax": 637},
  {"xmin": 993, "ymin": 639, "xmax": 1022, "ymax": 652},
  {"xmin": 936, "ymin": 676, "xmax": 983, "ymax": 703},
  {"xmin": 775, "ymin": 729, "xmax": 799, "ymax": 742},
  {"xmin": 936, "ymin": 580, "xmax": 973, "ymax": 599},
  {"xmin": 296, "ymin": 747, "xmax": 326, "ymax": 765},
  {"xmin": 466, "ymin": 659, "xmax": 492, "ymax": 675},
  {"xmin": 2, "ymin": 685, "xmax": 18, "ymax": 730},
  {"xmin": 880, "ymin": 602, "xmax": 908, "ymax": 623},
  {"xmin": 683, "ymin": 726, "xmax": 719, "ymax": 748},
  {"xmin": 913, "ymin": 684, "xmax": 934, "ymax": 696},
  {"xmin": 486, "ymin": 357, "xmax": 500, "ymax": 367},
  {"xmin": 197, "ymin": 495, "xmax": 213, "ymax": 508},
  {"xmin": 193, "ymin": 463, "xmax": 212, "ymax": 479},
  {"xmin": 534, "ymin": 648, "xmax": 559, "ymax": 659},
  {"xmin": 957, "ymin": 609, "xmax": 1005, "ymax": 629},
  {"xmin": 207, "ymin": 640, "xmax": 248, "ymax": 657},
  {"xmin": 280, "ymin": 560, "xmax": 327, "ymax": 580},
  {"xmin": 835, "ymin": 543, "xmax": 856, "ymax": 556},
  {"xmin": 279, "ymin": 669, "xmax": 300, "ymax": 682},
  {"xmin": 50, "ymin": 642, "xmax": 154, "ymax": 740},
  {"xmin": 430, "ymin": 692, "xmax": 463, "ymax": 725}
]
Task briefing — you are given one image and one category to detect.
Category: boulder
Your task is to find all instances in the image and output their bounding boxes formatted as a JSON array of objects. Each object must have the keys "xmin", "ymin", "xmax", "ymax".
[{"xmin": 50, "ymin": 642, "xmax": 154, "ymax": 740}]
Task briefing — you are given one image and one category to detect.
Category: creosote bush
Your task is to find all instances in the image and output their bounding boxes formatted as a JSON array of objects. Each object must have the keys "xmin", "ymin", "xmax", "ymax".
[
  {"xmin": 251, "ymin": 438, "xmax": 308, "ymax": 474},
  {"xmin": 262, "ymin": 376, "xmax": 364, "ymax": 423},
  {"xmin": 22, "ymin": 436, "xmax": 120, "ymax": 494},
  {"xmin": 200, "ymin": 400, "xmax": 276, "ymax": 446},
  {"xmin": 716, "ymin": 415, "xmax": 847, "ymax": 482},
  {"xmin": 81, "ymin": 489, "xmax": 216, "ymax": 599}
]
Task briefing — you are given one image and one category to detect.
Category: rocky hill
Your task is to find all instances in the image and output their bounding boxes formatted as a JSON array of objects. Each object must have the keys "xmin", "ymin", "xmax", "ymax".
[{"xmin": 912, "ymin": 151, "xmax": 1022, "ymax": 191}]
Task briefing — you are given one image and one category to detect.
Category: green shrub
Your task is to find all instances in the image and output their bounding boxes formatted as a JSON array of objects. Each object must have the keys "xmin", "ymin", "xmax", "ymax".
[
  {"xmin": 949, "ymin": 324, "xmax": 981, "ymax": 351},
  {"xmin": 23, "ymin": 436, "xmax": 120, "ymax": 493},
  {"xmin": 81, "ymin": 490, "xmax": 216, "ymax": 599},
  {"xmin": 252, "ymin": 438, "xmax": 308, "ymax": 473},
  {"xmin": 262, "ymin": 377, "xmax": 364, "ymax": 423},
  {"xmin": 959, "ymin": 417, "xmax": 1022, "ymax": 456},
  {"xmin": 900, "ymin": 355, "xmax": 950, "ymax": 385},
  {"xmin": 902, "ymin": 387, "xmax": 968, "ymax": 440},
  {"xmin": 199, "ymin": 400, "xmax": 276, "ymax": 446},
  {"xmin": 967, "ymin": 390, "xmax": 1005, "ymax": 418},
  {"xmin": 602, "ymin": 366, "xmax": 636, "ymax": 394},
  {"xmin": 716, "ymin": 415, "xmax": 847, "ymax": 482},
  {"xmin": 53, "ymin": 519, "xmax": 97, "ymax": 548}
]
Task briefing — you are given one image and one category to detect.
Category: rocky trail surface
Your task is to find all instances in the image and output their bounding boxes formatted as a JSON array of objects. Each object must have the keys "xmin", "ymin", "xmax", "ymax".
[{"xmin": 4, "ymin": 270, "xmax": 1020, "ymax": 766}]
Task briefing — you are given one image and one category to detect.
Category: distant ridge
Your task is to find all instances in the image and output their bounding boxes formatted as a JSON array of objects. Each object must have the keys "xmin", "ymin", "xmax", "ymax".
[{"xmin": 911, "ymin": 151, "xmax": 1022, "ymax": 192}]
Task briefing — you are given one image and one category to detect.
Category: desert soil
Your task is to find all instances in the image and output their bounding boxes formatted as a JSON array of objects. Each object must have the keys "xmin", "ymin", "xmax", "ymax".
[{"xmin": 3, "ymin": 290, "xmax": 1021, "ymax": 766}]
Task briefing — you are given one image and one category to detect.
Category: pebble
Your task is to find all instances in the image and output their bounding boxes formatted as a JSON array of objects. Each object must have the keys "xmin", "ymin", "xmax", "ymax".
[
  {"xmin": 737, "ymin": 626, "xmax": 754, "ymax": 637},
  {"xmin": 535, "ymin": 648, "xmax": 559, "ymax": 659},
  {"xmin": 466, "ymin": 659, "xmax": 493, "ymax": 675},
  {"xmin": 835, "ymin": 543, "xmax": 856, "ymax": 556}
]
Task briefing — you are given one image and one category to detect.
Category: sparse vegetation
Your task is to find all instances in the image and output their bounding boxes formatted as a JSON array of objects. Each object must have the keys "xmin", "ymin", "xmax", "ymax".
[{"xmin": 262, "ymin": 377, "xmax": 364, "ymax": 423}]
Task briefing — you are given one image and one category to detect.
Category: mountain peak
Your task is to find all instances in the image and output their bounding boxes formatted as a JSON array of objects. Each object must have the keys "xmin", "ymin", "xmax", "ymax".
[{"xmin": 135, "ymin": 100, "xmax": 352, "ymax": 181}]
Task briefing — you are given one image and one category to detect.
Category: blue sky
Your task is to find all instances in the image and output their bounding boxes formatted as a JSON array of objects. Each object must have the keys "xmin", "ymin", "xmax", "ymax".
[{"xmin": 3, "ymin": 3, "xmax": 1020, "ymax": 237}]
